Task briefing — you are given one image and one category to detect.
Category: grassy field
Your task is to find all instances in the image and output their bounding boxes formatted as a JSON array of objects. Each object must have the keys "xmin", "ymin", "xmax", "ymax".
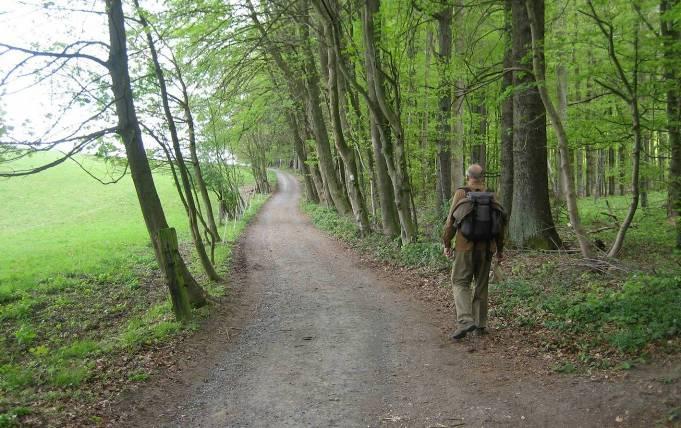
[{"xmin": 0, "ymin": 152, "xmax": 268, "ymax": 426}]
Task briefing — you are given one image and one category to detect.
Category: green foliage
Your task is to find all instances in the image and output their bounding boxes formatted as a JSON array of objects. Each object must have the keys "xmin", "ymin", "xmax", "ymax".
[
  {"xmin": 13, "ymin": 324, "xmax": 37, "ymax": 347},
  {"xmin": 302, "ymin": 202, "xmax": 358, "ymax": 241},
  {"xmin": 49, "ymin": 366, "xmax": 90, "ymax": 387},
  {"xmin": 128, "ymin": 371, "xmax": 150, "ymax": 382},
  {"xmin": 493, "ymin": 274, "xmax": 680, "ymax": 355},
  {"xmin": 399, "ymin": 242, "xmax": 449, "ymax": 269},
  {"xmin": 0, "ymin": 407, "xmax": 31, "ymax": 428},
  {"xmin": 0, "ymin": 365, "xmax": 34, "ymax": 390},
  {"xmin": 58, "ymin": 340, "xmax": 99, "ymax": 359}
]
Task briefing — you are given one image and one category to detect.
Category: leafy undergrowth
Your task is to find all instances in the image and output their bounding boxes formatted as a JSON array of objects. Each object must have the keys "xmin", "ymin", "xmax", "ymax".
[
  {"xmin": 0, "ymin": 194, "xmax": 269, "ymax": 427},
  {"xmin": 302, "ymin": 193, "xmax": 681, "ymax": 374}
]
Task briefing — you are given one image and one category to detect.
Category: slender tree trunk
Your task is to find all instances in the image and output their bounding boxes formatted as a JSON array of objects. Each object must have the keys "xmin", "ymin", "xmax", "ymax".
[
  {"xmin": 509, "ymin": 0, "xmax": 561, "ymax": 249},
  {"xmin": 451, "ymin": 0, "xmax": 466, "ymax": 191},
  {"xmin": 618, "ymin": 143, "xmax": 626, "ymax": 195},
  {"xmin": 135, "ymin": 0, "xmax": 220, "ymax": 281},
  {"xmin": 500, "ymin": 0, "xmax": 514, "ymax": 214},
  {"xmin": 360, "ymin": 0, "xmax": 417, "ymax": 242},
  {"xmin": 322, "ymin": 13, "xmax": 371, "ymax": 235},
  {"xmin": 421, "ymin": 30, "xmax": 433, "ymax": 197},
  {"xmin": 576, "ymin": 149, "xmax": 584, "ymax": 196},
  {"xmin": 176, "ymin": 74, "xmax": 220, "ymax": 242},
  {"xmin": 585, "ymin": 0, "xmax": 643, "ymax": 257},
  {"xmin": 299, "ymin": 9, "xmax": 352, "ymax": 215},
  {"xmin": 435, "ymin": 5, "xmax": 453, "ymax": 212},
  {"xmin": 661, "ymin": 0, "xmax": 681, "ymax": 248},
  {"xmin": 471, "ymin": 101, "xmax": 487, "ymax": 170},
  {"xmin": 526, "ymin": 0, "xmax": 591, "ymax": 257},
  {"xmin": 370, "ymin": 113, "xmax": 400, "ymax": 236},
  {"xmin": 555, "ymin": 3, "xmax": 568, "ymax": 201},
  {"xmin": 107, "ymin": 0, "xmax": 206, "ymax": 307},
  {"xmin": 287, "ymin": 111, "xmax": 319, "ymax": 203}
]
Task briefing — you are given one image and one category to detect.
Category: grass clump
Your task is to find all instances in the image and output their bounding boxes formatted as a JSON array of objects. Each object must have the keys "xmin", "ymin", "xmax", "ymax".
[
  {"xmin": 49, "ymin": 366, "xmax": 90, "ymax": 387},
  {"xmin": 0, "ymin": 407, "xmax": 31, "ymax": 428},
  {"xmin": 302, "ymin": 202, "xmax": 357, "ymax": 241}
]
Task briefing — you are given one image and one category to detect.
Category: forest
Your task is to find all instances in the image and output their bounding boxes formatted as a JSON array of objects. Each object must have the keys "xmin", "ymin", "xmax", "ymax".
[{"xmin": 0, "ymin": 0, "xmax": 680, "ymax": 425}]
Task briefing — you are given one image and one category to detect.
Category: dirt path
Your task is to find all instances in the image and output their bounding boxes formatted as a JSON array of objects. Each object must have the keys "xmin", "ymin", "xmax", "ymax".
[{"xmin": 118, "ymin": 171, "xmax": 679, "ymax": 427}]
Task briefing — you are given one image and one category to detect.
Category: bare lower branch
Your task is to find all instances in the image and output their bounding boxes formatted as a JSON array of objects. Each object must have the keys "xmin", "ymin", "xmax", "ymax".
[{"xmin": 0, "ymin": 127, "xmax": 118, "ymax": 177}]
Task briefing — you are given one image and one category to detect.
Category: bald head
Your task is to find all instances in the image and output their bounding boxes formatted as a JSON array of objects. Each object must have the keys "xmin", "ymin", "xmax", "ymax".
[{"xmin": 466, "ymin": 164, "xmax": 484, "ymax": 182}]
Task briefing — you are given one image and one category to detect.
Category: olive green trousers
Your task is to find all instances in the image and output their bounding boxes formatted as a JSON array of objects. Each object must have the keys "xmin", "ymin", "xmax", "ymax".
[{"xmin": 451, "ymin": 249, "xmax": 492, "ymax": 328}]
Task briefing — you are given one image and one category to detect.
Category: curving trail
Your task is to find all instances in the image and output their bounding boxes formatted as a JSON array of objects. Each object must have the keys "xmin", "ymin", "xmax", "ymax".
[{"xmin": 123, "ymin": 170, "xmax": 677, "ymax": 427}]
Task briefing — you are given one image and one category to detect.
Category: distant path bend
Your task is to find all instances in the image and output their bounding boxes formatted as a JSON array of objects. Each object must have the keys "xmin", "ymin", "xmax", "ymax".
[{"xmin": 128, "ymin": 170, "xmax": 675, "ymax": 427}]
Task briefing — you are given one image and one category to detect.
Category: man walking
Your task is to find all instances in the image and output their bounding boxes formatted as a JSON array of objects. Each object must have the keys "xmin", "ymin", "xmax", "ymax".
[{"xmin": 442, "ymin": 164, "xmax": 506, "ymax": 340}]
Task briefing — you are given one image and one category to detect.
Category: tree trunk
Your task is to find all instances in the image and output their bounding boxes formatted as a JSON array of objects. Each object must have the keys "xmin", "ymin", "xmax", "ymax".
[
  {"xmin": 555, "ymin": 4, "xmax": 568, "ymax": 201},
  {"xmin": 322, "ymin": 13, "xmax": 371, "ymax": 235},
  {"xmin": 177, "ymin": 75, "xmax": 221, "ymax": 242},
  {"xmin": 509, "ymin": 0, "xmax": 561, "ymax": 249},
  {"xmin": 435, "ymin": 5, "xmax": 453, "ymax": 212},
  {"xmin": 451, "ymin": 0, "xmax": 466, "ymax": 191},
  {"xmin": 500, "ymin": 0, "xmax": 514, "ymax": 214},
  {"xmin": 575, "ymin": 149, "xmax": 584, "ymax": 196},
  {"xmin": 299, "ymin": 8, "xmax": 352, "ymax": 215},
  {"xmin": 618, "ymin": 143, "xmax": 626, "ymax": 195},
  {"xmin": 361, "ymin": 0, "xmax": 417, "ymax": 243},
  {"xmin": 526, "ymin": 0, "xmax": 591, "ymax": 257},
  {"xmin": 287, "ymin": 111, "xmax": 319, "ymax": 203},
  {"xmin": 661, "ymin": 0, "xmax": 681, "ymax": 248},
  {"xmin": 584, "ymin": 0, "xmax": 643, "ymax": 257},
  {"xmin": 158, "ymin": 228, "xmax": 192, "ymax": 322},
  {"xmin": 106, "ymin": 0, "xmax": 206, "ymax": 308},
  {"xmin": 370, "ymin": 112, "xmax": 400, "ymax": 236},
  {"xmin": 135, "ymin": 0, "xmax": 221, "ymax": 282},
  {"xmin": 421, "ymin": 30, "xmax": 433, "ymax": 197},
  {"xmin": 471, "ymin": 101, "xmax": 487, "ymax": 170},
  {"xmin": 608, "ymin": 147, "xmax": 616, "ymax": 195}
]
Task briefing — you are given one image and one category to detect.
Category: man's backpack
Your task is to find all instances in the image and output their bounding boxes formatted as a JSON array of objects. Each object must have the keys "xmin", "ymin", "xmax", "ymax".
[{"xmin": 456, "ymin": 188, "xmax": 504, "ymax": 242}]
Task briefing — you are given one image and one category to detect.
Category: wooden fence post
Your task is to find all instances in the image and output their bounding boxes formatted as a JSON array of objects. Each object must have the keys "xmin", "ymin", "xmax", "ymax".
[{"xmin": 158, "ymin": 227, "xmax": 192, "ymax": 322}]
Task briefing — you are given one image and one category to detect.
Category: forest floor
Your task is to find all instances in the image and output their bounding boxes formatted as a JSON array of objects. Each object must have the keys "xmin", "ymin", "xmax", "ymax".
[{"xmin": 111, "ymin": 171, "xmax": 680, "ymax": 427}]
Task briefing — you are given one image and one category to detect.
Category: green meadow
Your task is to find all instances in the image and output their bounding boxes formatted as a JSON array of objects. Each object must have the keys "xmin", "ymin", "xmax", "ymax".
[
  {"xmin": 1, "ymin": 152, "xmax": 206, "ymax": 294},
  {"xmin": 0, "ymin": 152, "xmax": 267, "ymax": 425}
]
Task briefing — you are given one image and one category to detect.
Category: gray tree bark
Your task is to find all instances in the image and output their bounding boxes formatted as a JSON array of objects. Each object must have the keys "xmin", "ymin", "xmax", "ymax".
[
  {"xmin": 435, "ymin": 4, "xmax": 453, "ymax": 212},
  {"xmin": 509, "ymin": 0, "xmax": 561, "ymax": 249},
  {"xmin": 500, "ymin": 0, "xmax": 514, "ymax": 214}
]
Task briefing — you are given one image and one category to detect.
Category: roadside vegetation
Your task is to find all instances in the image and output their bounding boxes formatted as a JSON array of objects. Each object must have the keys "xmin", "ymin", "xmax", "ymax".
[
  {"xmin": 0, "ymin": 153, "xmax": 270, "ymax": 426},
  {"xmin": 303, "ymin": 191, "xmax": 680, "ymax": 372}
]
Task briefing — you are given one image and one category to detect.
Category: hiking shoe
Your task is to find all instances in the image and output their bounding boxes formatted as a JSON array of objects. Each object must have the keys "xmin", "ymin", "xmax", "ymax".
[
  {"xmin": 473, "ymin": 327, "xmax": 489, "ymax": 337},
  {"xmin": 451, "ymin": 323, "xmax": 477, "ymax": 340}
]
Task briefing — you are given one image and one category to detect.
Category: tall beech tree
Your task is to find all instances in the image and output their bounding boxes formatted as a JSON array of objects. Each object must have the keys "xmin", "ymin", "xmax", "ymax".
[{"xmin": 509, "ymin": 0, "xmax": 561, "ymax": 249}]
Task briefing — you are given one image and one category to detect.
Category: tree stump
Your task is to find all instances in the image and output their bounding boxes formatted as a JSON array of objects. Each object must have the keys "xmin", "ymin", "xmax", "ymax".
[{"xmin": 159, "ymin": 227, "xmax": 192, "ymax": 322}]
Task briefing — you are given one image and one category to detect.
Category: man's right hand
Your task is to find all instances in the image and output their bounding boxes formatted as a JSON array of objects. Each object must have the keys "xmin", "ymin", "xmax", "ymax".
[{"xmin": 444, "ymin": 247, "xmax": 453, "ymax": 259}]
